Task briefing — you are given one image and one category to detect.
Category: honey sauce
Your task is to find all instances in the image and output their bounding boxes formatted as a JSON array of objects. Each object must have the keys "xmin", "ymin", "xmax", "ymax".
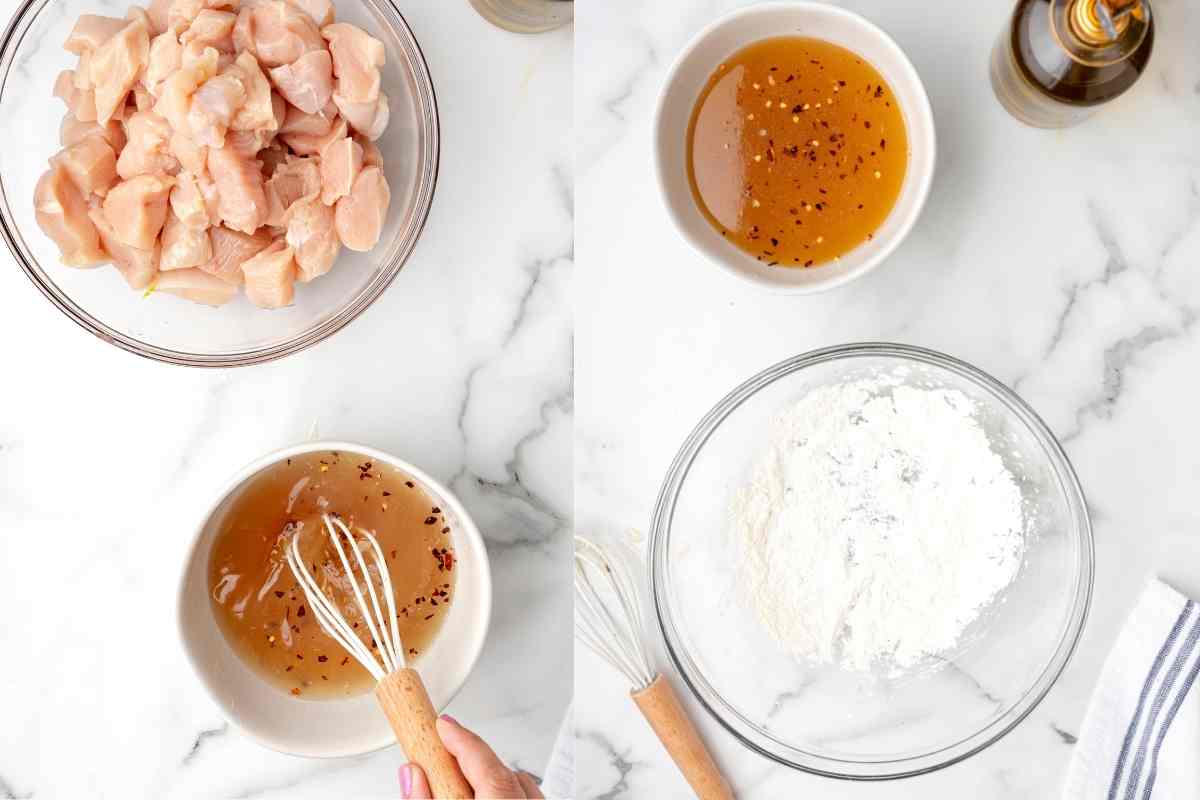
[
  {"xmin": 687, "ymin": 37, "xmax": 908, "ymax": 267},
  {"xmin": 208, "ymin": 451, "xmax": 456, "ymax": 700}
]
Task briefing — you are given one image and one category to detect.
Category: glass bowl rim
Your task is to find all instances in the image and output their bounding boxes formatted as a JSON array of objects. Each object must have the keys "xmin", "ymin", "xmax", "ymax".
[
  {"xmin": 0, "ymin": 0, "xmax": 440, "ymax": 368},
  {"xmin": 648, "ymin": 341, "xmax": 1094, "ymax": 780}
]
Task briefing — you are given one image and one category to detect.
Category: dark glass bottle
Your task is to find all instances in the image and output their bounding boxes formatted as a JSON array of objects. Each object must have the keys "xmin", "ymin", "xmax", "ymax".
[{"xmin": 990, "ymin": 0, "xmax": 1153, "ymax": 128}]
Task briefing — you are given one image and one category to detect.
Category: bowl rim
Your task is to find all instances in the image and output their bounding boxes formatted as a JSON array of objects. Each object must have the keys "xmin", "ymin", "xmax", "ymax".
[
  {"xmin": 651, "ymin": 1, "xmax": 937, "ymax": 295},
  {"xmin": 648, "ymin": 342, "xmax": 1094, "ymax": 780},
  {"xmin": 0, "ymin": 0, "xmax": 440, "ymax": 368},
  {"xmin": 175, "ymin": 439, "xmax": 494, "ymax": 758}
]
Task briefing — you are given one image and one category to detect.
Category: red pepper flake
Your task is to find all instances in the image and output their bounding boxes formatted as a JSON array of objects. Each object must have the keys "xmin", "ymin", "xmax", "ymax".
[
  {"xmin": 405, "ymin": 481, "xmax": 414, "ymax": 488},
  {"xmin": 424, "ymin": 614, "xmax": 434, "ymax": 621},
  {"xmin": 274, "ymin": 591, "xmax": 284, "ymax": 599},
  {"xmin": 340, "ymin": 656, "xmax": 350, "ymax": 666},
  {"xmin": 285, "ymin": 665, "xmax": 293, "ymax": 672},
  {"xmin": 431, "ymin": 506, "xmax": 441, "ymax": 514},
  {"xmin": 290, "ymin": 687, "xmax": 301, "ymax": 696},
  {"xmin": 424, "ymin": 516, "xmax": 437, "ymax": 525},
  {"xmin": 317, "ymin": 655, "xmax": 328, "ymax": 663},
  {"xmin": 297, "ymin": 605, "xmax": 306, "ymax": 618}
]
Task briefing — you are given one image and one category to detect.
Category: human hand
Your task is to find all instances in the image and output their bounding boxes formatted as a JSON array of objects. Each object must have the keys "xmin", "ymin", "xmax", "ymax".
[{"xmin": 400, "ymin": 715, "xmax": 544, "ymax": 799}]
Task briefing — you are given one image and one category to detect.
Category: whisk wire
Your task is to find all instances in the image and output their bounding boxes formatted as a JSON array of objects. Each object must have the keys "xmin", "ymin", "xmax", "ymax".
[
  {"xmin": 323, "ymin": 515, "xmax": 403, "ymax": 674},
  {"xmin": 573, "ymin": 537, "xmax": 655, "ymax": 690}
]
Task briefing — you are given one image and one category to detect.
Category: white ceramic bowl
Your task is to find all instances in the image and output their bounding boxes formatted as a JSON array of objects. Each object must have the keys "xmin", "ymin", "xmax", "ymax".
[
  {"xmin": 177, "ymin": 441, "xmax": 492, "ymax": 758},
  {"xmin": 653, "ymin": 2, "xmax": 936, "ymax": 293}
]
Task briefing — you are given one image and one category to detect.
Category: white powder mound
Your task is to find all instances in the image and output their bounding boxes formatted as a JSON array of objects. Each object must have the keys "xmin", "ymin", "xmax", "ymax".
[{"xmin": 733, "ymin": 378, "xmax": 1025, "ymax": 673}]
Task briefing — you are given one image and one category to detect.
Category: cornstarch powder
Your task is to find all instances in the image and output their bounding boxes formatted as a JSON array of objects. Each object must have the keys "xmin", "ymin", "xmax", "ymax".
[{"xmin": 733, "ymin": 378, "xmax": 1025, "ymax": 673}]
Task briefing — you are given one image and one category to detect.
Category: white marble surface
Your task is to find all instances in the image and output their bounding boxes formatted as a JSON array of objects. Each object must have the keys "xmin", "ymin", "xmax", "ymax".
[
  {"xmin": 0, "ymin": 3, "xmax": 572, "ymax": 798},
  {"xmin": 576, "ymin": 0, "xmax": 1200, "ymax": 797}
]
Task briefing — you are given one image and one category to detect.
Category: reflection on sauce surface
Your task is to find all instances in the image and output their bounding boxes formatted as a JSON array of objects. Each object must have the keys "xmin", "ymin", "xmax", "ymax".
[
  {"xmin": 687, "ymin": 37, "xmax": 908, "ymax": 268},
  {"xmin": 208, "ymin": 451, "xmax": 455, "ymax": 699}
]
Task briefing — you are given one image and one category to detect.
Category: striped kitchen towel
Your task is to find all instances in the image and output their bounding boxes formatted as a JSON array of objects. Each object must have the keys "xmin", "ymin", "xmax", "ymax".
[{"xmin": 1064, "ymin": 579, "xmax": 1200, "ymax": 799}]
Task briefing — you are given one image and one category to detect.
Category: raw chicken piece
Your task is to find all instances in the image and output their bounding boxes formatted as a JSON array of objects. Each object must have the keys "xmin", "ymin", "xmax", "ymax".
[
  {"xmin": 156, "ymin": 44, "xmax": 218, "ymax": 130},
  {"xmin": 284, "ymin": 0, "xmax": 332, "ymax": 26},
  {"xmin": 180, "ymin": 9, "xmax": 236, "ymax": 52},
  {"xmin": 168, "ymin": 130, "xmax": 208, "ymax": 174},
  {"xmin": 117, "ymin": 111, "xmax": 180, "ymax": 179},
  {"xmin": 285, "ymin": 197, "xmax": 338, "ymax": 280},
  {"xmin": 207, "ymin": 145, "xmax": 267, "ymax": 233},
  {"xmin": 268, "ymin": 49, "xmax": 331, "ymax": 114},
  {"xmin": 264, "ymin": 154, "xmax": 320, "ymax": 225},
  {"xmin": 281, "ymin": 115, "xmax": 345, "ymax": 156},
  {"xmin": 64, "ymin": 15, "xmax": 127, "ymax": 55},
  {"xmin": 50, "ymin": 136, "xmax": 118, "ymax": 197},
  {"xmin": 332, "ymin": 91, "xmax": 388, "ymax": 140},
  {"xmin": 34, "ymin": 165, "xmax": 107, "ymax": 267},
  {"xmin": 73, "ymin": 56, "xmax": 93, "ymax": 90},
  {"xmin": 270, "ymin": 90, "xmax": 287, "ymax": 129},
  {"xmin": 166, "ymin": 0, "xmax": 204, "ymax": 33},
  {"xmin": 145, "ymin": 32, "xmax": 182, "ymax": 93},
  {"xmin": 126, "ymin": 6, "xmax": 154, "ymax": 33},
  {"xmin": 278, "ymin": 103, "xmax": 332, "ymax": 136},
  {"xmin": 147, "ymin": 0, "xmax": 172, "ymax": 34},
  {"xmin": 88, "ymin": 203, "xmax": 159, "ymax": 288},
  {"xmin": 133, "ymin": 85, "xmax": 155, "ymax": 111},
  {"xmin": 228, "ymin": 52, "xmax": 276, "ymax": 131},
  {"xmin": 160, "ymin": 209, "xmax": 213, "ymax": 269},
  {"xmin": 55, "ymin": 70, "xmax": 98, "ymax": 122},
  {"xmin": 321, "ymin": 23, "xmax": 384, "ymax": 103},
  {"xmin": 334, "ymin": 166, "xmax": 388, "ymax": 252},
  {"xmin": 155, "ymin": 267, "xmax": 237, "ymax": 304},
  {"xmin": 88, "ymin": 18, "xmax": 150, "ymax": 124},
  {"xmin": 188, "ymin": 72, "xmax": 246, "ymax": 147},
  {"xmin": 61, "ymin": 116, "xmax": 127, "ymax": 154},
  {"xmin": 240, "ymin": 1, "xmax": 323, "ymax": 68},
  {"xmin": 318, "ymin": 136, "xmax": 361, "ymax": 206},
  {"xmin": 353, "ymin": 132, "xmax": 382, "ymax": 168},
  {"xmin": 202, "ymin": 224, "xmax": 272, "ymax": 282},
  {"xmin": 241, "ymin": 238, "xmax": 296, "ymax": 307},
  {"xmin": 170, "ymin": 170, "xmax": 221, "ymax": 229},
  {"xmin": 102, "ymin": 174, "xmax": 173, "ymax": 249}
]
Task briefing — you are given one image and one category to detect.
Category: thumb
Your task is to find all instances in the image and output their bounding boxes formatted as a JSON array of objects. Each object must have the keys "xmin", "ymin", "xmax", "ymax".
[{"xmin": 400, "ymin": 764, "xmax": 432, "ymax": 800}]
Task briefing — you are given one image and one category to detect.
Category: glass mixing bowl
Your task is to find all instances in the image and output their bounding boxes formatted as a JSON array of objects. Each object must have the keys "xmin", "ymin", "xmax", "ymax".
[
  {"xmin": 649, "ymin": 343, "xmax": 1093, "ymax": 779},
  {"xmin": 0, "ymin": 0, "xmax": 438, "ymax": 366}
]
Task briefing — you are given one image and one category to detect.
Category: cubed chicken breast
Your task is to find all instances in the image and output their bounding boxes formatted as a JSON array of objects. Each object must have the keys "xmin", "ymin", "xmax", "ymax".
[
  {"xmin": 241, "ymin": 1, "xmax": 323, "ymax": 68},
  {"xmin": 285, "ymin": 0, "xmax": 333, "ymax": 26},
  {"xmin": 188, "ymin": 72, "xmax": 247, "ymax": 147},
  {"xmin": 50, "ymin": 136, "xmax": 118, "ymax": 197},
  {"xmin": 353, "ymin": 131, "xmax": 383, "ymax": 168},
  {"xmin": 132, "ymin": 84, "xmax": 155, "ymax": 111},
  {"xmin": 166, "ymin": 130, "xmax": 207, "ymax": 175},
  {"xmin": 170, "ymin": 170, "xmax": 221, "ymax": 229},
  {"xmin": 319, "ymin": 136, "xmax": 361, "ymax": 206},
  {"xmin": 264, "ymin": 154, "xmax": 320, "ymax": 225},
  {"xmin": 167, "ymin": 0, "xmax": 205, "ymax": 34},
  {"xmin": 61, "ymin": 115, "xmax": 128, "ymax": 152},
  {"xmin": 285, "ymin": 197, "xmax": 339, "ymax": 280},
  {"xmin": 55, "ymin": 70, "xmax": 99, "ymax": 122},
  {"xmin": 180, "ymin": 8, "xmax": 236, "ymax": 53},
  {"xmin": 278, "ymin": 102, "xmax": 333, "ymax": 136},
  {"xmin": 280, "ymin": 115, "xmax": 345, "ymax": 156},
  {"xmin": 332, "ymin": 91, "xmax": 388, "ymax": 140},
  {"xmin": 88, "ymin": 18, "xmax": 150, "ymax": 124},
  {"xmin": 321, "ymin": 23, "xmax": 384, "ymax": 103},
  {"xmin": 334, "ymin": 165, "xmax": 388, "ymax": 252},
  {"xmin": 267, "ymin": 49, "xmax": 332, "ymax": 114},
  {"xmin": 102, "ymin": 173, "xmax": 174, "ymax": 250},
  {"xmin": 259, "ymin": 142, "xmax": 288, "ymax": 177},
  {"xmin": 228, "ymin": 51, "xmax": 276, "ymax": 131},
  {"xmin": 207, "ymin": 145, "xmax": 267, "ymax": 233},
  {"xmin": 117, "ymin": 111, "xmax": 180, "ymax": 179},
  {"xmin": 226, "ymin": 129, "xmax": 273, "ymax": 157},
  {"xmin": 34, "ymin": 165, "xmax": 107, "ymax": 267},
  {"xmin": 88, "ymin": 204, "xmax": 159, "ymax": 288},
  {"xmin": 155, "ymin": 44, "xmax": 218, "ymax": 130},
  {"xmin": 147, "ymin": 0, "xmax": 172, "ymax": 35},
  {"xmin": 64, "ymin": 15, "xmax": 128, "ymax": 55},
  {"xmin": 241, "ymin": 238, "xmax": 296, "ymax": 307},
  {"xmin": 155, "ymin": 267, "xmax": 238, "ymax": 304},
  {"xmin": 160, "ymin": 209, "xmax": 214, "ymax": 269},
  {"xmin": 202, "ymin": 224, "xmax": 273, "ymax": 283},
  {"xmin": 145, "ymin": 32, "xmax": 183, "ymax": 94}
]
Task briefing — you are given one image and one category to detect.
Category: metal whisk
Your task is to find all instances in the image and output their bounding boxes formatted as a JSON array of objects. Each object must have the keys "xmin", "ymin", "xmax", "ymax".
[
  {"xmin": 574, "ymin": 536, "xmax": 734, "ymax": 800},
  {"xmin": 287, "ymin": 514, "xmax": 472, "ymax": 800}
]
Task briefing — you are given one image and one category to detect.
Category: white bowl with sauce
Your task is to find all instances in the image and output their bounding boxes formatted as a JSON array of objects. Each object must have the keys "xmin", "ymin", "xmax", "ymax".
[
  {"xmin": 177, "ymin": 441, "xmax": 492, "ymax": 758},
  {"xmin": 653, "ymin": 2, "xmax": 936, "ymax": 293}
]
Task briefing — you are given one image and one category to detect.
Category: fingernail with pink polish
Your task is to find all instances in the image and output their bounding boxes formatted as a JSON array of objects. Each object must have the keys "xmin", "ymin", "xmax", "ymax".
[
  {"xmin": 438, "ymin": 714, "xmax": 459, "ymax": 726},
  {"xmin": 399, "ymin": 765, "xmax": 413, "ymax": 798}
]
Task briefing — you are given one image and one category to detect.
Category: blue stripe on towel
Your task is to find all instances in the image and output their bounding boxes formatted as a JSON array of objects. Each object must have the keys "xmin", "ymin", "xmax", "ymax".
[
  {"xmin": 1107, "ymin": 600, "xmax": 1195, "ymax": 800},
  {"xmin": 1123, "ymin": 610, "xmax": 1200, "ymax": 800},
  {"xmin": 1140, "ymin": 640, "xmax": 1200, "ymax": 799}
]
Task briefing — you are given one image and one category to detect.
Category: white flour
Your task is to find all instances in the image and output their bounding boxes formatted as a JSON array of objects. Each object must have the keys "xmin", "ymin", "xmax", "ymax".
[{"xmin": 733, "ymin": 377, "xmax": 1025, "ymax": 673}]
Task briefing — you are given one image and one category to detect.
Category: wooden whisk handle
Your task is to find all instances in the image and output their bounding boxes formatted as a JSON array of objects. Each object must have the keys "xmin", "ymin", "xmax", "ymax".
[
  {"xmin": 631, "ymin": 674, "xmax": 734, "ymax": 800},
  {"xmin": 375, "ymin": 669, "xmax": 474, "ymax": 799}
]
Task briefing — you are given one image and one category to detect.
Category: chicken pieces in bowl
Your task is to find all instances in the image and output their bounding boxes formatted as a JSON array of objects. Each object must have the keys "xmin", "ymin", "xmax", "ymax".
[{"xmin": 34, "ymin": 0, "xmax": 393, "ymax": 309}]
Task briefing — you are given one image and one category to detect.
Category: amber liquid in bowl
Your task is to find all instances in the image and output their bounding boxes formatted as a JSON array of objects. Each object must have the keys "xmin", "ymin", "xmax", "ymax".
[
  {"xmin": 208, "ymin": 451, "xmax": 456, "ymax": 699},
  {"xmin": 687, "ymin": 37, "xmax": 908, "ymax": 268}
]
